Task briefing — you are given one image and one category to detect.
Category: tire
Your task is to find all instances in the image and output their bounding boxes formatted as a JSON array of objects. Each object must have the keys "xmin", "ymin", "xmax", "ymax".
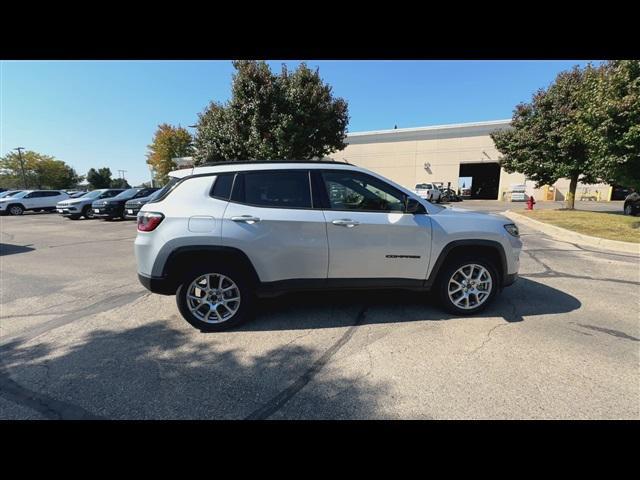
[
  {"xmin": 624, "ymin": 203, "xmax": 635, "ymax": 216},
  {"xmin": 83, "ymin": 206, "xmax": 94, "ymax": 219},
  {"xmin": 176, "ymin": 263, "xmax": 254, "ymax": 332},
  {"xmin": 437, "ymin": 256, "xmax": 499, "ymax": 315},
  {"xmin": 7, "ymin": 204, "xmax": 24, "ymax": 216}
]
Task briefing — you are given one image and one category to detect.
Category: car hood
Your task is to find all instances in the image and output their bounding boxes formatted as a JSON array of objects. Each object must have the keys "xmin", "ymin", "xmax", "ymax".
[{"xmin": 433, "ymin": 205, "xmax": 510, "ymax": 223}]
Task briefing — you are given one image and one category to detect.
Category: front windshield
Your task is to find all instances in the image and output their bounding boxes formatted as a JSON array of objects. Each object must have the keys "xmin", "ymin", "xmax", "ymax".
[
  {"xmin": 69, "ymin": 191, "xmax": 87, "ymax": 198},
  {"xmin": 113, "ymin": 188, "xmax": 139, "ymax": 200},
  {"xmin": 82, "ymin": 190, "xmax": 106, "ymax": 199},
  {"xmin": 0, "ymin": 190, "xmax": 22, "ymax": 198},
  {"xmin": 5, "ymin": 191, "xmax": 29, "ymax": 199}
]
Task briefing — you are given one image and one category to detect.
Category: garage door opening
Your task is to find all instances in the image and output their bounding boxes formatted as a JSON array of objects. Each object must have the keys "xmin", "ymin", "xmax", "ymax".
[{"xmin": 459, "ymin": 163, "xmax": 500, "ymax": 200}]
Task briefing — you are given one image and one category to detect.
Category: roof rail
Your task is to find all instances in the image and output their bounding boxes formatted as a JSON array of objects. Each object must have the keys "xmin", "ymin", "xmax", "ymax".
[{"xmin": 199, "ymin": 159, "xmax": 351, "ymax": 167}]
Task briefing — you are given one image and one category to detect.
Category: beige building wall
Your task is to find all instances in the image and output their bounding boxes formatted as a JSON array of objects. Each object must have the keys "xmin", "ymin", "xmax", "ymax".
[{"xmin": 333, "ymin": 120, "xmax": 610, "ymax": 201}]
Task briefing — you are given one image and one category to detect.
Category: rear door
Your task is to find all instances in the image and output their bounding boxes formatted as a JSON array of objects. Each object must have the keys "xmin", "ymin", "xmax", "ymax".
[
  {"xmin": 318, "ymin": 169, "xmax": 431, "ymax": 281},
  {"xmin": 221, "ymin": 169, "xmax": 328, "ymax": 283}
]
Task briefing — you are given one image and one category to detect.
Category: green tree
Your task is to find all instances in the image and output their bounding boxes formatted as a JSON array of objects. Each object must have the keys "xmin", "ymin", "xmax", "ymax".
[
  {"xmin": 194, "ymin": 61, "xmax": 349, "ymax": 163},
  {"xmin": 109, "ymin": 177, "xmax": 131, "ymax": 189},
  {"xmin": 580, "ymin": 60, "xmax": 640, "ymax": 189},
  {"xmin": 146, "ymin": 124, "xmax": 194, "ymax": 184},
  {"xmin": 0, "ymin": 150, "xmax": 81, "ymax": 189},
  {"xmin": 491, "ymin": 65, "xmax": 602, "ymax": 209},
  {"xmin": 86, "ymin": 167, "xmax": 113, "ymax": 189}
]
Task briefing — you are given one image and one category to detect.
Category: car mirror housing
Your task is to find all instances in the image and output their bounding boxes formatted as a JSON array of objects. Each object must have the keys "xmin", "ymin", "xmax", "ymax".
[{"xmin": 406, "ymin": 197, "xmax": 427, "ymax": 214}]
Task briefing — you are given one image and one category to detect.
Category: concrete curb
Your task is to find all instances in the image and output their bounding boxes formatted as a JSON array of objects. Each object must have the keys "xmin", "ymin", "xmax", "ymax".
[{"xmin": 503, "ymin": 210, "xmax": 640, "ymax": 255}]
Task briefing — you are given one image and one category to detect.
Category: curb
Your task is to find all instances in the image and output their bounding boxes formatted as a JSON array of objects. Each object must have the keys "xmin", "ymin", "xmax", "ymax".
[{"xmin": 503, "ymin": 210, "xmax": 640, "ymax": 255}]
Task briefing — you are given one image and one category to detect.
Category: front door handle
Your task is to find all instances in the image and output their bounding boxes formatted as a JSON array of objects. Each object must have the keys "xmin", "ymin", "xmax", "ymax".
[
  {"xmin": 231, "ymin": 215, "xmax": 261, "ymax": 224},
  {"xmin": 332, "ymin": 219, "xmax": 360, "ymax": 228}
]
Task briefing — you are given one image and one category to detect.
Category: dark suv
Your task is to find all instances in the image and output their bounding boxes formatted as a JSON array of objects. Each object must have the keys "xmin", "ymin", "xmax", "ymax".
[
  {"xmin": 124, "ymin": 188, "xmax": 161, "ymax": 219},
  {"xmin": 92, "ymin": 188, "xmax": 159, "ymax": 220},
  {"xmin": 624, "ymin": 191, "xmax": 640, "ymax": 216}
]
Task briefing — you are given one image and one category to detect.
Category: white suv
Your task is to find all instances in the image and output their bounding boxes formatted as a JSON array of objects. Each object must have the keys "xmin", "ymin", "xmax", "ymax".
[
  {"xmin": 0, "ymin": 190, "xmax": 69, "ymax": 215},
  {"xmin": 135, "ymin": 161, "xmax": 521, "ymax": 331}
]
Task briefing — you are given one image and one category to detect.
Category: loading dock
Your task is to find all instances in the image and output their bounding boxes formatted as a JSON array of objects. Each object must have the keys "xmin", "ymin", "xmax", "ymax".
[{"xmin": 459, "ymin": 163, "xmax": 501, "ymax": 200}]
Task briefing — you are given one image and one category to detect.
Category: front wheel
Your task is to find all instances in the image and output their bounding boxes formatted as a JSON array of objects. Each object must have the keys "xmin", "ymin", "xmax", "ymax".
[
  {"xmin": 176, "ymin": 265, "xmax": 254, "ymax": 332},
  {"xmin": 8, "ymin": 205, "xmax": 24, "ymax": 216},
  {"xmin": 437, "ymin": 257, "xmax": 499, "ymax": 315},
  {"xmin": 624, "ymin": 204, "xmax": 635, "ymax": 216},
  {"xmin": 83, "ymin": 206, "xmax": 94, "ymax": 219}
]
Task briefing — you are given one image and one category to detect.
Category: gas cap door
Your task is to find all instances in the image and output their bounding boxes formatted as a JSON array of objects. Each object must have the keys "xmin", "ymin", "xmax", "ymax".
[{"xmin": 188, "ymin": 216, "xmax": 216, "ymax": 233}]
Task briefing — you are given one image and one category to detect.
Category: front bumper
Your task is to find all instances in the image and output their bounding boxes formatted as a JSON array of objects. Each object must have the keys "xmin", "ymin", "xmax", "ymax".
[
  {"xmin": 124, "ymin": 206, "xmax": 141, "ymax": 219},
  {"xmin": 92, "ymin": 205, "xmax": 123, "ymax": 218}
]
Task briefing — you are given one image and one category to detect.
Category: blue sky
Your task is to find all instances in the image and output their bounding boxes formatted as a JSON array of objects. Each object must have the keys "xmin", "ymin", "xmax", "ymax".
[{"xmin": 1, "ymin": 60, "xmax": 596, "ymax": 185}]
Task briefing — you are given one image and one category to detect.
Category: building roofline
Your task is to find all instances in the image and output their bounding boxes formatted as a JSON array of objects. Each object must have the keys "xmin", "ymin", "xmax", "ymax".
[{"xmin": 345, "ymin": 119, "xmax": 512, "ymax": 145}]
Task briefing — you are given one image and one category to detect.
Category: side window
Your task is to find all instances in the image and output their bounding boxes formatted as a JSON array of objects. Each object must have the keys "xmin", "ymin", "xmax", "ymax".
[
  {"xmin": 101, "ymin": 191, "xmax": 120, "ymax": 199},
  {"xmin": 234, "ymin": 170, "xmax": 312, "ymax": 209},
  {"xmin": 321, "ymin": 171, "xmax": 407, "ymax": 212},
  {"xmin": 26, "ymin": 191, "xmax": 43, "ymax": 198},
  {"xmin": 47, "ymin": 191, "xmax": 61, "ymax": 197},
  {"xmin": 211, "ymin": 173, "xmax": 234, "ymax": 200}
]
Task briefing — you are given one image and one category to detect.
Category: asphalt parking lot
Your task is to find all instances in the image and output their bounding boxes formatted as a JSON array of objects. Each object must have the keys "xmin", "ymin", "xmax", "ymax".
[{"xmin": 1, "ymin": 209, "xmax": 639, "ymax": 419}]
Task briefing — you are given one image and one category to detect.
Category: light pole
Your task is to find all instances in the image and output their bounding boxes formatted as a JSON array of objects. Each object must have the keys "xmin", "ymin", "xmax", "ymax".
[{"xmin": 13, "ymin": 147, "xmax": 28, "ymax": 189}]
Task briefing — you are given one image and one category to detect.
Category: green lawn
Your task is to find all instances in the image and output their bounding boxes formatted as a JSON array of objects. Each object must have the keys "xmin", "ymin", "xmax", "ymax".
[{"xmin": 519, "ymin": 210, "xmax": 640, "ymax": 243}]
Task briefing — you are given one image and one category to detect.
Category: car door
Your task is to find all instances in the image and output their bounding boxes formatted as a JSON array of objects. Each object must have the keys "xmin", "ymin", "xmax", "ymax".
[
  {"xmin": 222, "ymin": 169, "xmax": 329, "ymax": 284},
  {"xmin": 23, "ymin": 191, "xmax": 44, "ymax": 209},
  {"xmin": 318, "ymin": 169, "xmax": 432, "ymax": 281}
]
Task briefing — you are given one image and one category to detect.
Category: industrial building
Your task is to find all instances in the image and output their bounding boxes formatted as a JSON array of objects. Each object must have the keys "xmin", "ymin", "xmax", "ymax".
[{"xmin": 335, "ymin": 119, "xmax": 613, "ymax": 202}]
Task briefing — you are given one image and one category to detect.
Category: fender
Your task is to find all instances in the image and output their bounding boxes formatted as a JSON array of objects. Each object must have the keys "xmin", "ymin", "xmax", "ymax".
[{"xmin": 424, "ymin": 239, "xmax": 507, "ymax": 288}]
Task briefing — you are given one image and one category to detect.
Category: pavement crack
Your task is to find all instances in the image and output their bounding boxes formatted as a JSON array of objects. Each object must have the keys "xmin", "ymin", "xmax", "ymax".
[
  {"xmin": 244, "ymin": 304, "xmax": 368, "ymax": 420},
  {"xmin": 0, "ymin": 362, "xmax": 103, "ymax": 420},
  {"xmin": 470, "ymin": 322, "xmax": 509, "ymax": 355}
]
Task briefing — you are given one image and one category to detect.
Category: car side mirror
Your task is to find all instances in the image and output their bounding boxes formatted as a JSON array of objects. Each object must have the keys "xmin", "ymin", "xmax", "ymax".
[{"xmin": 406, "ymin": 197, "xmax": 426, "ymax": 214}]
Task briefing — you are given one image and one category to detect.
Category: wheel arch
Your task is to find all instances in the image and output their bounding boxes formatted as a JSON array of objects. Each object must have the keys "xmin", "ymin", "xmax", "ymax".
[
  {"xmin": 425, "ymin": 240, "xmax": 507, "ymax": 288},
  {"xmin": 161, "ymin": 245, "xmax": 261, "ymax": 288}
]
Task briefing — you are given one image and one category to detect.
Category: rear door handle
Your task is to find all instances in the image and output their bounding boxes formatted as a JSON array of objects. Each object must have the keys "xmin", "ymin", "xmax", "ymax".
[
  {"xmin": 231, "ymin": 215, "xmax": 261, "ymax": 223},
  {"xmin": 332, "ymin": 219, "xmax": 359, "ymax": 227}
]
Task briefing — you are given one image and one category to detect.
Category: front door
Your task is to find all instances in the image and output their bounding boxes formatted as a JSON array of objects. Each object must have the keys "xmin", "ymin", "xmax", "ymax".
[{"xmin": 318, "ymin": 170, "xmax": 431, "ymax": 280}]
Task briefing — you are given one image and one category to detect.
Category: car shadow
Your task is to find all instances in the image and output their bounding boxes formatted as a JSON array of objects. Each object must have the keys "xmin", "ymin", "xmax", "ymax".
[
  {"xmin": 0, "ymin": 321, "xmax": 391, "ymax": 419},
  {"xmin": 235, "ymin": 277, "xmax": 581, "ymax": 332},
  {"xmin": 0, "ymin": 243, "xmax": 35, "ymax": 256}
]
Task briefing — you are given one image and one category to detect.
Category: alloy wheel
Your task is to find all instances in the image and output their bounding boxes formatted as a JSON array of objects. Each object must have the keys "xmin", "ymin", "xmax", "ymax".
[{"xmin": 447, "ymin": 263, "xmax": 493, "ymax": 310}]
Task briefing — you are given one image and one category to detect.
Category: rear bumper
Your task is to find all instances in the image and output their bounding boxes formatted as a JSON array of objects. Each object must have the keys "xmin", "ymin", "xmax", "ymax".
[
  {"xmin": 138, "ymin": 273, "xmax": 176, "ymax": 295},
  {"xmin": 503, "ymin": 273, "xmax": 518, "ymax": 287}
]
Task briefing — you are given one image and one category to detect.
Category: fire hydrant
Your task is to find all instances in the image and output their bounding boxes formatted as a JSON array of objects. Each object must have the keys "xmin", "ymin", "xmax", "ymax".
[{"xmin": 526, "ymin": 196, "xmax": 536, "ymax": 210}]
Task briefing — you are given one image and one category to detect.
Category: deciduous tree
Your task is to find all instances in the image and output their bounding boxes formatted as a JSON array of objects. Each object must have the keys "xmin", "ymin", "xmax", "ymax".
[
  {"xmin": 194, "ymin": 61, "xmax": 349, "ymax": 163},
  {"xmin": 146, "ymin": 124, "xmax": 194, "ymax": 184}
]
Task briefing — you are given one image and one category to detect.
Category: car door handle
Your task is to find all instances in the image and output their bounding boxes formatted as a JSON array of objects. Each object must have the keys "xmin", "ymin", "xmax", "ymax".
[
  {"xmin": 231, "ymin": 215, "xmax": 261, "ymax": 223},
  {"xmin": 332, "ymin": 219, "xmax": 360, "ymax": 227}
]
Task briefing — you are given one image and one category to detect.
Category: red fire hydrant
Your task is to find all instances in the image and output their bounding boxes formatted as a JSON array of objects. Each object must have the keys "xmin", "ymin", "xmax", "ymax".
[{"xmin": 526, "ymin": 196, "xmax": 536, "ymax": 210}]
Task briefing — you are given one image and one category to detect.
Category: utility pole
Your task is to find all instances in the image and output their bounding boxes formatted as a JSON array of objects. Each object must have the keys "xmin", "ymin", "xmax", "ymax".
[{"xmin": 13, "ymin": 147, "xmax": 28, "ymax": 189}]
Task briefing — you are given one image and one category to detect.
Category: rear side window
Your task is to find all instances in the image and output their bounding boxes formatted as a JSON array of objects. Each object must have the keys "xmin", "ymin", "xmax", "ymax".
[
  {"xmin": 210, "ymin": 173, "xmax": 234, "ymax": 200},
  {"xmin": 232, "ymin": 170, "xmax": 312, "ymax": 209}
]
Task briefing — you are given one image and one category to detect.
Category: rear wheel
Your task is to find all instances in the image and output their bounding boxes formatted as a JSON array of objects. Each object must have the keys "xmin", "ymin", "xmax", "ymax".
[
  {"xmin": 437, "ymin": 257, "xmax": 499, "ymax": 315},
  {"xmin": 176, "ymin": 264, "xmax": 254, "ymax": 332}
]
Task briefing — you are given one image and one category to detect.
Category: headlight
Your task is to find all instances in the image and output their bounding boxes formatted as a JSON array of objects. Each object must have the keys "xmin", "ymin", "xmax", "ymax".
[{"xmin": 503, "ymin": 224, "xmax": 519, "ymax": 237}]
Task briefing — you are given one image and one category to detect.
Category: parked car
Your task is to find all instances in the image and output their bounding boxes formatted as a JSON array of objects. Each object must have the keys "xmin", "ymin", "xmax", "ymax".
[
  {"xmin": 0, "ymin": 190, "xmax": 23, "ymax": 199},
  {"xmin": 414, "ymin": 183, "xmax": 442, "ymax": 203},
  {"xmin": 0, "ymin": 190, "xmax": 70, "ymax": 216},
  {"xmin": 623, "ymin": 191, "xmax": 640, "ymax": 216},
  {"xmin": 123, "ymin": 188, "xmax": 161, "ymax": 219},
  {"xmin": 92, "ymin": 187, "xmax": 159, "ymax": 220},
  {"xmin": 135, "ymin": 161, "xmax": 522, "ymax": 332},
  {"xmin": 57, "ymin": 189, "xmax": 125, "ymax": 220}
]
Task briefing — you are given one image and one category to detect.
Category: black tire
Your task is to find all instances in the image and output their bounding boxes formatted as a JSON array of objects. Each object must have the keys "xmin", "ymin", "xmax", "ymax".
[
  {"xmin": 437, "ymin": 256, "xmax": 499, "ymax": 315},
  {"xmin": 82, "ymin": 206, "xmax": 94, "ymax": 219},
  {"xmin": 7, "ymin": 204, "xmax": 24, "ymax": 216},
  {"xmin": 624, "ymin": 203, "xmax": 634, "ymax": 216},
  {"xmin": 176, "ymin": 262, "xmax": 254, "ymax": 332}
]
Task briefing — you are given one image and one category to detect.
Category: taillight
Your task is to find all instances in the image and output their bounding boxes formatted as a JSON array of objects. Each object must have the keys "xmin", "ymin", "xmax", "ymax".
[{"xmin": 137, "ymin": 212, "xmax": 164, "ymax": 232}]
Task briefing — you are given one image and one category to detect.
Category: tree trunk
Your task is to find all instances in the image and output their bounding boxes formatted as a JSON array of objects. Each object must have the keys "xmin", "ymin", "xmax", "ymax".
[{"xmin": 566, "ymin": 173, "xmax": 579, "ymax": 210}]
